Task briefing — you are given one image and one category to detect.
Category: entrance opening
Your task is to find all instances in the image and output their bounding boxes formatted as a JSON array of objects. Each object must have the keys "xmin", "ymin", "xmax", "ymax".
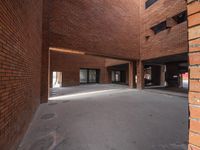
[
  {"xmin": 111, "ymin": 70, "xmax": 126, "ymax": 83},
  {"xmin": 52, "ymin": 72, "xmax": 62, "ymax": 88},
  {"xmin": 107, "ymin": 63, "xmax": 129, "ymax": 85},
  {"xmin": 143, "ymin": 53, "xmax": 188, "ymax": 94}
]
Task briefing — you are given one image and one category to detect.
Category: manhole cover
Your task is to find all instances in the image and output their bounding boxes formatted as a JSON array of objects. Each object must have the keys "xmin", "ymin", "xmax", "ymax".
[
  {"xmin": 62, "ymin": 100, "xmax": 71, "ymax": 103},
  {"xmin": 48, "ymin": 103, "xmax": 57, "ymax": 106},
  {"xmin": 40, "ymin": 113, "xmax": 55, "ymax": 120}
]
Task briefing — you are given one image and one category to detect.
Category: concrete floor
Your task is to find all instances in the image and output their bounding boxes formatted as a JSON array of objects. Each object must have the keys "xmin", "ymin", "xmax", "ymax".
[
  {"xmin": 145, "ymin": 86, "xmax": 188, "ymax": 95},
  {"xmin": 145, "ymin": 87, "xmax": 188, "ymax": 98},
  {"xmin": 18, "ymin": 84, "xmax": 188, "ymax": 150}
]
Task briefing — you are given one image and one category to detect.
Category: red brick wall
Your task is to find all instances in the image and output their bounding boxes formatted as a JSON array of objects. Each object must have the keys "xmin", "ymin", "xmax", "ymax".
[
  {"xmin": 1, "ymin": 1, "xmax": 200, "ymax": 149},
  {"xmin": 188, "ymin": 1, "xmax": 200, "ymax": 149},
  {"xmin": 0, "ymin": 0, "xmax": 43, "ymax": 149},
  {"xmin": 105, "ymin": 58, "xmax": 129, "ymax": 67},
  {"xmin": 40, "ymin": 0, "xmax": 50, "ymax": 103},
  {"xmin": 48, "ymin": 0, "xmax": 140, "ymax": 60},
  {"xmin": 50, "ymin": 51, "xmax": 107, "ymax": 87},
  {"xmin": 140, "ymin": 0, "xmax": 188, "ymax": 60}
]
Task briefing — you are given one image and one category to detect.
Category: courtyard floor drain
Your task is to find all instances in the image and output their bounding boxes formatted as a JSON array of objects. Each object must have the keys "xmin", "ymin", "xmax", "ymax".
[
  {"xmin": 48, "ymin": 103, "xmax": 58, "ymax": 106},
  {"xmin": 62, "ymin": 100, "xmax": 71, "ymax": 103},
  {"xmin": 40, "ymin": 113, "xmax": 55, "ymax": 120}
]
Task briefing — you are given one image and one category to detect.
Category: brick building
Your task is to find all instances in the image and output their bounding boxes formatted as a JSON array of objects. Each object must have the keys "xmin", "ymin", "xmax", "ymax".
[
  {"xmin": 188, "ymin": 0, "xmax": 200, "ymax": 149},
  {"xmin": 0, "ymin": 0, "xmax": 200, "ymax": 149}
]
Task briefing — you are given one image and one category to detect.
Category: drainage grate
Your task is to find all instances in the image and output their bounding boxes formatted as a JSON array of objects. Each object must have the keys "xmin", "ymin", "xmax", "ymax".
[
  {"xmin": 62, "ymin": 100, "xmax": 71, "ymax": 103},
  {"xmin": 40, "ymin": 113, "xmax": 55, "ymax": 120},
  {"xmin": 48, "ymin": 103, "xmax": 58, "ymax": 106}
]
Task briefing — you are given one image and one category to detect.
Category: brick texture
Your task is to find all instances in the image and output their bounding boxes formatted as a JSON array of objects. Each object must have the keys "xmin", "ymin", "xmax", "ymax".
[
  {"xmin": 50, "ymin": 51, "xmax": 107, "ymax": 87},
  {"xmin": 189, "ymin": 92, "xmax": 200, "ymax": 105},
  {"xmin": 140, "ymin": 0, "xmax": 188, "ymax": 60},
  {"xmin": 189, "ymin": 38, "xmax": 200, "ymax": 52},
  {"xmin": 105, "ymin": 58, "xmax": 129, "ymax": 67},
  {"xmin": 48, "ymin": 0, "xmax": 140, "ymax": 60},
  {"xmin": 188, "ymin": 144, "xmax": 200, "ymax": 150},
  {"xmin": 0, "ymin": 0, "xmax": 200, "ymax": 149},
  {"xmin": 0, "ymin": 0, "xmax": 43, "ymax": 149},
  {"xmin": 188, "ymin": 0, "xmax": 200, "ymax": 149},
  {"xmin": 40, "ymin": 0, "xmax": 50, "ymax": 103},
  {"xmin": 190, "ymin": 119, "xmax": 200, "ymax": 133}
]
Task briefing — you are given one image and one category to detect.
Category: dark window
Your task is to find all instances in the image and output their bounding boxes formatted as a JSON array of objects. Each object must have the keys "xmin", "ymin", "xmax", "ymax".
[
  {"xmin": 145, "ymin": 0, "xmax": 158, "ymax": 9},
  {"xmin": 151, "ymin": 21, "xmax": 167, "ymax": 34},
  {"xmin": 172, "ymin": 11, "xmax": 187, "ymax": 24},
  {"xmin": 80, "ymin": 69, "xmax": 88, "ymax": 83},
  {"xmin": 80, "ymin": 68, "xmax": 100, "ymax": 84}
]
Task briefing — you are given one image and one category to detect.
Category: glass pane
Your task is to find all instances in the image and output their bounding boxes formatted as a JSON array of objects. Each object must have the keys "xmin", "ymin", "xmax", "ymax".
[
  {"xmin": 151, "ymin": 21, "xmax": 167, "ymax": 34},
  {"xmin": 80, "ymin": 69, "xmax": 88, "ymax": 83},
  {"xmin": 89, "ymin": 70, "xmax": 96, "ymax": 83},
  {"xmin": 145, "ymin": 0, "xmax": 157, "ymax": 9}
]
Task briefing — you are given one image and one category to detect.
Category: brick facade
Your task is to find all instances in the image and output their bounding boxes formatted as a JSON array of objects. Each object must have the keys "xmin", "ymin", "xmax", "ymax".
[
  {"xmin": 140, "ymin": 0, "xmax": 188, "ymax": 60},
  {"xmin": 48, "ymin": 0, "xmax": 140, "ymax": 60},
  {"xmin": 0, "ymin": 0, "xmax": 43, "ymax": 149},
  {"xmin": 1, "ymin": 0, "xmax": 200, "ymax": 149},
  {"xmin": 40, "ymin": 0, "xmax": 50, "ymax": 103},
  {"xmin": 50, "ymin": 51, "xmax": 107, "ymax": 87},
  {"xmin": 188, "ymin": 0, "xmax": 200, "ymax": 149}
]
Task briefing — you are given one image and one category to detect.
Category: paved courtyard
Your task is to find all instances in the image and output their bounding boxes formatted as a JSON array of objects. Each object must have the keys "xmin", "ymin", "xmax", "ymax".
[{"xmin": 18, "ymin": 84, "xmax": 188, "ymax": 150}]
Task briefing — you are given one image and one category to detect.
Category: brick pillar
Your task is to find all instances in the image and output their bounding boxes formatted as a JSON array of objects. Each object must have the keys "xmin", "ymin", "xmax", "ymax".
[
  {"xmin": 129, "ymin": 61, "xmax": 136, "ymax": 88},
  {"xmin": 104, "ymin": 68, "xmax": 111, "ymax": 84},
  {"xmin": 160, "ymin": 65, "xmax": 166, "ymax": 86},
  {"xmin": 41, "ymin": 0, "xmax": 50, "ymax": 103},
  {"xmin": 136, "ymin": 60, "xmax": 144, "ymax": 89},
  {"xmin": 187, "ymin": 0, "xmax": 200, "ymax": 149}
]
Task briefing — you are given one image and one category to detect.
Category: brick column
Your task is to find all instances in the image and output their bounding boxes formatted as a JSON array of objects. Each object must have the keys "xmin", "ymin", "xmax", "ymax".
[
  {"xmin": 136, "ymin": 60, "xmax": 144, "ymax": 89},
  {"xmin": 41, "ymin": 0, "xmax": 51, "ymax": 103},
  {"xmin": 105, "ymin": 69, "xmax": 112, "ymax": 84},
  {"xmin": 160, "ymin": 65, "xmax": 166, "ymax": 86},
  {"xmin": 129, "ymin": 61, "xmax": 136, "ymax": 88},
  {"xmin": 187, "ymin": 0, "xmax": 200, "ymax": 149}
]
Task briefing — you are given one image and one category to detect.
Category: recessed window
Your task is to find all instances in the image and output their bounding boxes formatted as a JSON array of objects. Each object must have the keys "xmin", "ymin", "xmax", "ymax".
[
  {"xmin": 151, "ymin": 21, "xmax": 167, "ymax": 34},
  {"xmin": 80, "ymin": 68, "xmax": 100, "ymax": 84},
  {"xmin": 145, "ymin": 0, "xmax": 158, "ymax": 9},
  {"xmin": 172, "ymin": 11, "xmax": 187, "ymax": 24}
]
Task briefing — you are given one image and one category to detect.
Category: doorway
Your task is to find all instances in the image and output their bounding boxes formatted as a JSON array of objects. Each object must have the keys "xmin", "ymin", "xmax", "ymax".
[
  {"xmin": 52, "ymin": 72, "xmax": 62, "ymax": 88},
  {"xmin": 111, "ymin": 70, "xmax": 126, "ymax": 84}
]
